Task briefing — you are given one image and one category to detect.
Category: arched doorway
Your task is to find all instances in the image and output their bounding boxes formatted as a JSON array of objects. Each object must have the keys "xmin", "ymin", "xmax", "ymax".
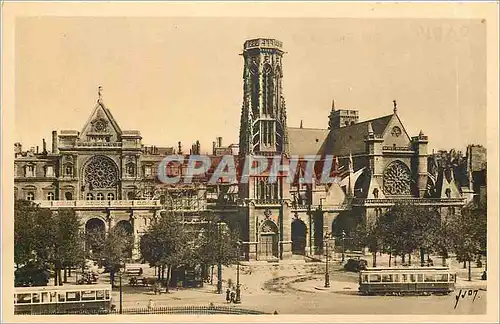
[
  {"xmin": 85, "ymin": 218, "xmax": 106, "ymax": 257},
  {"xmin": 291, "ymin": 218, "xmax": 307, "ymax": 255},
  {"xmin": 114, "ymin": 220, "xmax": 134, "ymax": 258},
  {"xmin": 258, "ymin": 220, "xmax": 279, "ymax": 260}
]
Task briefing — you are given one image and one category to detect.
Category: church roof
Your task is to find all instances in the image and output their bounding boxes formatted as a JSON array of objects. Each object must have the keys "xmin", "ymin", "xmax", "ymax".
[
  {"xmin": 288, "ymin": 127, "xmax": 330, "ymax": 156},
  {"xmin": 321, "ymin": 114, "xmax": 393, "ymax": 156}
]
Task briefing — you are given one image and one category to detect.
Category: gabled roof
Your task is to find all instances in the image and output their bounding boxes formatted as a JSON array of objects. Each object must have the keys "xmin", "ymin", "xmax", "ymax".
[
  {"xmin": 79, "ymin": 100, "xmax": 122, "ymax": 138},
  {"xmin": 287, "ymin": 127, "xmax": 330, "ymax": 156},
  {"xmin": 321, "ymin": 114, "xmax": 393, "ymax": 156}
]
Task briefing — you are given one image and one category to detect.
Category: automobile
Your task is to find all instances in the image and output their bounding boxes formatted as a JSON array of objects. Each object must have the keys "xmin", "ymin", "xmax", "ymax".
[{"xmin": 344, "ymin": 258, "xmax": 368, "ymax": 272}]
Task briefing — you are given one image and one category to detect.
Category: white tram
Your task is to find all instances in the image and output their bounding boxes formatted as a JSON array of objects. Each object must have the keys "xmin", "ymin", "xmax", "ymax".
[
  {"xmin": 358, "ymin": 267, "xmax": 456, "ymax": 296},
  {"xmin": 14, "ymin": 284, "xmax": 112, "ymax": 314}
]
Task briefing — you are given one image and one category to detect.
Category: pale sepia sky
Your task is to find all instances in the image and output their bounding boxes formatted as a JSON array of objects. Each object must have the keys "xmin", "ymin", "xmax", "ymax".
[{"xmin": 15, "ymin": 17, "xmax": 486, "ymax": 154}]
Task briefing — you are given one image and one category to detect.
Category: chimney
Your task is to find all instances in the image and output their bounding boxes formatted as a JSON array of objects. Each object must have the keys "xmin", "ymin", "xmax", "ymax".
[
  {"xmin": 213, "ymin": 141, "xmax": 216, "ymax": 155},
  {"xmin": 178, "ymin": 141, "xmax": 182, "ymax": 155},
  {"xmin": 217, "ymin": 137, "xmax": 222, "ymax": 148},
  {"xmin": 36, "ymin": 146, "xmax": 39, "ymax": 154},
  {"xmin": 42, "ymin": 138, "xmax": 47, "ymax": 154},
  {"xmin": 52, "ymin": 131, "xmax": 58, "ymax": 154},
  {"xmin": 14, "ymin": 143, "xmax": 22, "ymax": 155}
]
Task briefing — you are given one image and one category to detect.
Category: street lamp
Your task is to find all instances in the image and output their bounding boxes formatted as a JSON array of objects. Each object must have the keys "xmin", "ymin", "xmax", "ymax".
[
  {"xmin": 118, "ymin": 260, "xmax": 123, "ymax": 314},
  {"xmin": 341, "ymin": 230, "xmax": 346, "ymax": 263},
  {"xmin": 235, "ymin": 240, "xmax": 242, "ymax": 304},
  {"xmin": 324, "ymin": 232, "xmax": 330, "ymax": 288}
]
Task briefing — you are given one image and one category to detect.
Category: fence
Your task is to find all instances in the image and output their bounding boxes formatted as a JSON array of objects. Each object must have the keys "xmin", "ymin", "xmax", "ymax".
[{"xmin": 16, "ymin": 305, "xmax": 268, "ymax": 315}]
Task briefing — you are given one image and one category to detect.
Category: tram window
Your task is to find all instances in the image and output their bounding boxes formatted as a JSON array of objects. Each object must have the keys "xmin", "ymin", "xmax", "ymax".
[
  {"xmin": 402, "ymin": 274, "xmax": 408, "ymax": 282},
  {"xmin": 105, "ymin": 290, "xmax": 110, "ymax": 300},
  {"xmin": 41, "ymin": 292, "xmax": 49, "ymax": 303},
  {"xmin": 82, "ymin": 290, "xmax": 96, "ymax": 301},
  {"xmin": 370, "ymin": 274, "xmax": 381, "ymax": 282},
  {"xmin": 417, "ymin": 274, "xmax": 423, "ymax": 282},
  {"xmin": 424, "ymin": 274, "xmax": 435, "ymax": 282},
  {"xmin": 449, "ymin": 274, "xmax": 456, "ymax": 282},
  {"xmin": 32, "ymin": 293, "xmax": 40, "ymax": 303},
  {"xmin": 58, "ymin": 293, "xmax": 66, "ymax": 302},
  {"xmin": 410, "ymin": 274, "xmax": 416, "ymax": 282},
  {"xmin": 436, "ymin": 274, "xmax": 448, "ymax": 282},
  {"xmin": 14, "ymin": 294, "xmax": 16, "ymax": 304},
  {"xmin": 50, "ymin": 292, "xmax": 57, "ymax": 302},
  {"xmin": 394, "ymin": 274, "xmax": 400, "ymax": 282},
  {"xmin": 66, "ymin": 292, "xmax": 80, "ymax": 301},
  {"xmin": 96, "ymin": 290, "xmax": 105, "ymax": 300},
  {"xmin": 17, "ymin": 293, "xmax": 32, "ymax": 304},
  {"xmin": 382, "ymin": 274, "xmax": 393, "ymax": 282}
]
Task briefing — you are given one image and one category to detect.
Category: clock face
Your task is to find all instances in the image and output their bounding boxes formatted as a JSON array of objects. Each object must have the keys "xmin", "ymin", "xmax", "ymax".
[{"xmin": 391, "ymin": 126, "xmax": 402, "ymax": 137}]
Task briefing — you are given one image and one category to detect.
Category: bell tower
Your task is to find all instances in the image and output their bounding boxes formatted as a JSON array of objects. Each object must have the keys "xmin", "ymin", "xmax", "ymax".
[{"xmin": 239, "ymin": 38, "xmax": 288, "ymax": 156}]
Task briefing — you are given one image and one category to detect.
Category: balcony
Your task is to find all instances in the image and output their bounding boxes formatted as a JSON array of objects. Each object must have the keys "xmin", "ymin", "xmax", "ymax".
[
  {"xmin": 351, "ymin": 197, "xmax": 466, "ymax": 207},
  {"xmin": 34, "ymin": 200, "xmax": 162, "ymax": 209}
]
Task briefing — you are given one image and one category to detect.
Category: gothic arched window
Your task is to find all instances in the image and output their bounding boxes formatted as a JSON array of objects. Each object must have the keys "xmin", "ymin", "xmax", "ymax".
[
  {"xmin": 250, "ymin": 60, "xmax": 259, "ymax": 116},
  {"xmin": 107, "ymin": 193, "xmax": 115, "ymax": 200},
  {"xmin": 47, "ymin": 192, "xmax": 55, "ymax": 201},
  {"xmin": 383, "ymin": 161, "xmax": 412, "ymax": 195},
  {"xmin": 96, "ymin": 193, "xmax": 104, "ymax": 200},
  {"xmin": 65, "ymin": 164, "xmax": 73, "ymax": 177},
  {"xmin": 84, "ymin": 156, "xmax": 118, "ymax": 189},
  {"xmin": 26, "ymin": 192, "xmax": 35, "ymax": 201},
  {"xmin": 263, "ymin": 64, "xmax": 274, "ymax": 116},
  {"xmin": 126, "ymin": 163, "xmax": 135, "ymax": 177}
]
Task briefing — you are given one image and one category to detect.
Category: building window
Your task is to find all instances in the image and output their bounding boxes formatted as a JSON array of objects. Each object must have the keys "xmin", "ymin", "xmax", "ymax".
[
  {"xmin": 445, "ymin": 188, "xmax": 451, "ymax": 198},
  {"xmin": 107, "ymin": 193, "xmax": 115, "ymax": 200},
  {"xmin": 65, "ymin": 192, "xmax": 73, "ymax": 200},
  {"xmin": 144, "ymin": 166, "xmax": 152, "ymax": 177},
  {"xmin": 86, "ymin": 193, "xmax": 94, "ymax": 200},
  {"xmin": 26, "ymin": 192, "xmax": 35, "ymax": 201},
  {"xmin": 96, "ymin": 193, "xmax": 104, "ymax": 200},
  {"xmin": 25, "ymin": 165, "xmax": 35, "ymax": 177},
  {"xmin": 47, "ymin": 192, "xmax": 55, "ymax": 201},
  {"xmin": 65, "ymin": 165, "xmax": 73, "ymax": 177},
  {"xmin": 126, "ymin": 163, "xmax": 135, "ymax": 177}
]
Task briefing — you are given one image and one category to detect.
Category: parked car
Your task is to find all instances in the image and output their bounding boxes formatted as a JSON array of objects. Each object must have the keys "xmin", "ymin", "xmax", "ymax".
[{"xmin": 344, "ymin": 258, "xmax": 368, "ymax": 272}]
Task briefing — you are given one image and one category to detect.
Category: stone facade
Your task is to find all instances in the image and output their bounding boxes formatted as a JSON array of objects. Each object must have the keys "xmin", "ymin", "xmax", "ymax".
[{"xmin": 15, "ymin": 37, "xmax": 484, "ymax": 262}]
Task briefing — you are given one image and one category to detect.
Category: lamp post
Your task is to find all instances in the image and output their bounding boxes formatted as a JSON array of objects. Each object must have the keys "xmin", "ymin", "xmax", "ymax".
[
  {"xmin": 235, "ymin": 240, "xmax": 242, "ymax": 304},
  {"xmin": 341, "ymin": 230, "xmax": 346, "ymax": 263},
  {"xmin": 324, "ymin": 232, "xmax": 330, "ymax": 288},
  {"xmin": 118, "ymin": 259, "xmax": 123, "ymax": 314}
]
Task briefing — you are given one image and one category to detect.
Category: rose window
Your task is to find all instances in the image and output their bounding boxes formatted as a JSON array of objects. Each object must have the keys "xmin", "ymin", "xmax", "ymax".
[
  {"xmin": 84, "ymin": 156, "xmax": 118, "ymax": 189},
  {"xmin": 383, "ymin": 161, "xmax": 412, "ymax": 195}
]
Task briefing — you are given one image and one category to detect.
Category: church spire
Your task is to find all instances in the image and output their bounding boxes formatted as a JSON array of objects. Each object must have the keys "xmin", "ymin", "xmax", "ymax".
[
  {"xmin": 331, "ymin": 98, "xmax": 335, "ymax": 111},
  {"xmin": 393, "ymin": 99, "xmax": 397, "ymax": 114},
  {"xmin": 300, "ymin": 119, "xmax": 303, "ymax": 129}
]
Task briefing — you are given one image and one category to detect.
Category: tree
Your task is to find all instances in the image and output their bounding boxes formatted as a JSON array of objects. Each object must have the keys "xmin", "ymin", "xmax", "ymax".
[
  {"xmin": 194, "ymin": 212, "xmax": 239, "ymax": 293},
  {"xmin": 379, "ymin": 202, "xmax": 439, "ymax": 266},
  {"xmin": 139, "ymin": 212, "xmax": 192, "ymax": 292},
  {"xmin": 88, "ymin": 226, "xmax": 133, "ymax": 286},
  {"xmin": 14, "ymin": 200, "xmax": 85, "ymax": 286},
  {"xmin": 351, "ymin": 219, "xmax": 383, "ymax": 267},
  {"xmin": 449, "ymin": 202, "xmax": 486, "ymax": 281}
]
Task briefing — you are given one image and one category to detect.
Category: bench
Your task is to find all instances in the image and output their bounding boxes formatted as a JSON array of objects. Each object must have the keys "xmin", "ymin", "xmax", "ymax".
[{"xmin": 125, "ymin": 267, "xmax": 143, "ymax": 277}]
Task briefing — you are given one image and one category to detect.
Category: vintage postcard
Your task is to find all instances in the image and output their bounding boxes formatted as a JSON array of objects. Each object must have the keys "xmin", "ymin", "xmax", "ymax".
[{"xmin": 2, "ymin": 2, "xmax": 498, "ymax": 323}]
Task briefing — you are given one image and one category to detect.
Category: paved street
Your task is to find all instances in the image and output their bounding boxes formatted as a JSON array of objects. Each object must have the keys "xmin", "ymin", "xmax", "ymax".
[{"xmin": 96, "ymin": 253, "xmax": 487, "ymax": 315}]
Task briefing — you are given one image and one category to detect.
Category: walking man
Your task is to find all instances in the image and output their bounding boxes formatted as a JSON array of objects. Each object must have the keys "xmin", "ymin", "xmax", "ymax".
[{"xmin": 226, "ymin": 288, "xmax": 231, "ymax": 303}]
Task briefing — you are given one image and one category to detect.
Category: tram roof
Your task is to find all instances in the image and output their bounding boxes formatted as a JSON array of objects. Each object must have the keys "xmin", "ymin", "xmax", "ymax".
[
  {"xmin": 14, "ymin": 284, "xmax": 112, "ymax": 292},
  {"xmin": 361, "ymin": 266, "xmax": 450, "ymax": 271}
]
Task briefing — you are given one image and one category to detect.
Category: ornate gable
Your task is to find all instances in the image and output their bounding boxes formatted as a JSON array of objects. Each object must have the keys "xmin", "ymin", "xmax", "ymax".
[
  {"xmin": 79, "ymin": 100, "xmax": 122, "ymax": 143},
  {"xmin": 380, "ymin": 113, "xmax": 412, "ymax": 149}
]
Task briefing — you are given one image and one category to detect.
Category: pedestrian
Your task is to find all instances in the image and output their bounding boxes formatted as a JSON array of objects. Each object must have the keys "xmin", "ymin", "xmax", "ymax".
[
  {"xmin": 148, "ymin": 298, "xmax": 155, "ymax": 310},
  {"xmin": 230, "ymin": 291, "xmax": 235, "ymax": 303},
  {"xmin": 226, "ymin": 288, "xmax": 231, "ymax": 303}
]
